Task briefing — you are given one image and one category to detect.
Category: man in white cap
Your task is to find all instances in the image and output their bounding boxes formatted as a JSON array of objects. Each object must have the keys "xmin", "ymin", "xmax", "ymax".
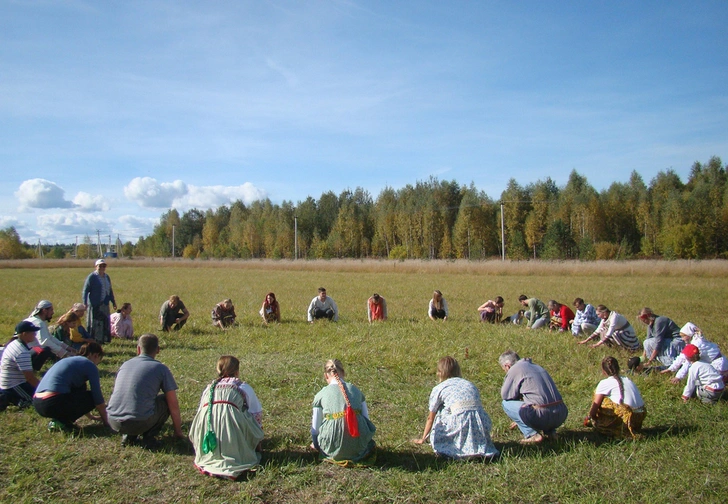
[
  {"xmin": 0, "ymin": 320, "xmax": 42, "ymax": 411},
  {"xmin": 82, "ymin": 259, "xmax": 117, "ymax": 343},
  {"xmin": 25, "ymin": 300, "xmax": 75, "ymax": 370}
]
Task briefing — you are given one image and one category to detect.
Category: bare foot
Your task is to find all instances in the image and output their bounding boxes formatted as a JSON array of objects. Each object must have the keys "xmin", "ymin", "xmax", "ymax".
[
  {"xmin": 509, "ymin": 422, "xmax": 518, "ymax": 430},
  {"xmin": 519, "ymin": 433, "xmax": 544, "ymax": 445}
]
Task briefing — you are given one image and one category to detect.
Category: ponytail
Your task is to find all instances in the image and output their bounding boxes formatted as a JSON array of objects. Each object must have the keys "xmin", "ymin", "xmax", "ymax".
[{"xmin": 602, "ymin": 356, "xmax": 624, "ymax": 404}]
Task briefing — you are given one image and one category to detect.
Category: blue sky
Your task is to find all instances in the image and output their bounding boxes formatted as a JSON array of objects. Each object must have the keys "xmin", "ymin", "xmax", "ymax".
[{"xmin": 1, "ymin": 1, "xmax": 726, "ymax": 245}]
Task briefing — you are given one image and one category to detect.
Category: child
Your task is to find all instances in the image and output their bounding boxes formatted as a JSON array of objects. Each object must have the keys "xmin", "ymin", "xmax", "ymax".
[
  {"xmin": 661, "ymin": 322, "xmax": 728, "ymax": 383},
  {"xmin": 681, "ymin": 344, "xmax": 725, "ymax": 404},
  {"xmin": 51, "ymin": 311, "xmax": 81, "ymax": 348}
]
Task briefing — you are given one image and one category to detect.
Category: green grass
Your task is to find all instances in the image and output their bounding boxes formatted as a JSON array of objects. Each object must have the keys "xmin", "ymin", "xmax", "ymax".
[{"xmin": 0, "ymin": 262, "xmax": 726, "ymax": 503}]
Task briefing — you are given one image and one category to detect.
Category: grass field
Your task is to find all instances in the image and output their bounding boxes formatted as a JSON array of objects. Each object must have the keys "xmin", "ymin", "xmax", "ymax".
[{"xmin": 0, "ymin": 259, "xmax": 727, "ymax": 503}]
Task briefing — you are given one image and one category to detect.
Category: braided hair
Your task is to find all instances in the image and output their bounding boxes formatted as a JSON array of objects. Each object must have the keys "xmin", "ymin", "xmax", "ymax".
[{"xmin": 602, "ymin": 356, "xmax": 624, "ymax": 404}]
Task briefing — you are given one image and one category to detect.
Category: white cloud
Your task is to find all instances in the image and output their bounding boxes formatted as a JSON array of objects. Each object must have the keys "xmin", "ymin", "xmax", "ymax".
[
  {"xmin": 123, "ymin": 177, "xmax": 267, "ymax": 211},
  {"xmin": 15, "ymin": 179, "xmax": 74, "ymax": 210},
  {"xmin": 178, "ymin": 183, "xmax": 268, "ymax": 210},
  {"xmin": 72, "ymin": 192, "xmax": 110, "ymax": 212},
  {"xmin": 0, "ymin": 216, "xmax": 23, "ymax": 229},
  {"xmin": 118, "ymin": 215, "xmax": 159, "ymax": 240},
  {"xmin": 124, "ymin": 177, "xmax": 188, "ymax": 208},
  {"xmin": 34, "ymin": 212, "xmax": 113, "ymax": 243}
]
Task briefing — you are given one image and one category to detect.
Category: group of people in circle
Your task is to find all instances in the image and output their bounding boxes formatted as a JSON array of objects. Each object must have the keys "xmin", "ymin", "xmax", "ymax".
[{"xmin": 1, "ymin": 259, "xmax": 727, "ymax": 481}]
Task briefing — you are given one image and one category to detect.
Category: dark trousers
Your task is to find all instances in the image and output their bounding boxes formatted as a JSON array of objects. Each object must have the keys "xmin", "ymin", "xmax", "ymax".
[
  {"xmin": 163, "ymin": 314, "xmax": 187, "ymax": 332},
  {"xmin": 312, "ymin": 308, "xmax": 335, "ymax": 320},
  {"xmin": 108, "ymin": 395, "xmax": 170, "ymax": 438},
  {"xmin": 33, "ymin": 389, "xmax": 96, "ymax": 424},
  {"xmin": 430, "ymin": 308, "xmax": 447, "ymax": 320},
  {"xmin": 0, "ymin": 382, "xmax": 35, "ymax": 409},
  {"xmin": 31, "ymin": 347, "xmax": 56, "ymax": 371}
]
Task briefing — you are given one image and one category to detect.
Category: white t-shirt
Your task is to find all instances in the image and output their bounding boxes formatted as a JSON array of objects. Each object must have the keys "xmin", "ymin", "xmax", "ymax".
[{"xmin": 595, "ymin": 375, "xmax": 644, "ymax": 409}]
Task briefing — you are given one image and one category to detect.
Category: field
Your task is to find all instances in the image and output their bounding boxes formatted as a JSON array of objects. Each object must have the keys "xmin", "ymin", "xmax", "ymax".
[{"xmin": 1, "ymin": 259, "xmax": 727, "ymax": 503}]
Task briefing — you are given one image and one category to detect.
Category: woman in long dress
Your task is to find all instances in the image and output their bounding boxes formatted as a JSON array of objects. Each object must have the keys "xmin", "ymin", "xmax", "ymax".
[
  {"xmin": 413, "ymin": 356, "xmax": 499, "ymax": 459},
  {"xmin": 310, "ymin": 359, "xmax": 376, "ymax": 463},
  {"xmin": 189, "ymin": 356, "xmax": 264, "ymax": 479}
]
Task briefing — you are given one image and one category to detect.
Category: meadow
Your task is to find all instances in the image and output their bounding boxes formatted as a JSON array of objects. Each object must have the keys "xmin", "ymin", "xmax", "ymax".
[{"xmin": 0, "ymin": 259, "xmax": 727, "ymax": 503}]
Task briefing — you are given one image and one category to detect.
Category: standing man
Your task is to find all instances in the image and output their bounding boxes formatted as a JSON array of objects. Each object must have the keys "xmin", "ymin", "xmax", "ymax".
[
  {"xmin": 367, "ymin": 293, "xmax": 387, "ymax": 322},
  {"xmin": 307, "ymin": 287, "xmax": 338, "ymax": 323},
  {"xmin": 499, "ymin": 350, "xmax": 568, "ymax": 444},
  {"xmin": 25, "ymin": 300, "xmax": 74, "ymax": 369},
  {"xmin": 0, "ymin": 321, "xmax": 42, "ymax": 411},
  {"xmin": 517, "ymin": 295, "xmax": 549, "ymax": 330},
  {"xmin": 106, "ymin": 334, "xmax": 185, "ymax": 447},
  {"xmin": 82, "ymin": 259, "xmax": 117, "ymax": 343},
  {"xmin": 159, "ymin": 295, "xmax": 190, "ymax": 332},
  {"xmin": 638, "ymin": 307, "xmax": 685, "ymax": 367}
]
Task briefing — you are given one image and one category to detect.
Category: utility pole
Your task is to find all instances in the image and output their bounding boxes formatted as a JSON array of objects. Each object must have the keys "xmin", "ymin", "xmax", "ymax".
[
  {"xmin": 96, "ymin": 230, "xmax": 102, "ymax": 258},
  {"xmin": 294, "ymin": 215, "xmax": 298, "ymax": 260}
]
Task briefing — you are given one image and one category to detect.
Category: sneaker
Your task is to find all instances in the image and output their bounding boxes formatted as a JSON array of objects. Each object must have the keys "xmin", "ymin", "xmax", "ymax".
[
  {"xmin": 121, "ymin": 434, "xmax": 139, "ymax": 447},
  {"xmin": 48, "ymin": 419, "xmax": 73, "ymax": 432}
]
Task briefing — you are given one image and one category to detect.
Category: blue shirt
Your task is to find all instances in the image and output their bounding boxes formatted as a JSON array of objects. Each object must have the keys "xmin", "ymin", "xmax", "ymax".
[
  {"xmin": 572, "ymin": 304, "xmax": 599, "ymax": 335},
  {"xmin": 36, "ymin": 356, "xmax": 105, "ymax": 406}
]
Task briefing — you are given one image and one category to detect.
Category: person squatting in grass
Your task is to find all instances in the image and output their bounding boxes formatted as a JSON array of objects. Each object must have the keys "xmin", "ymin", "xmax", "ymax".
[
  {"xmin": 428, "ymin": 290, "xmax": 448, "ymax": 321},
  {"xmin": 0, "ymin": 321, "xmax": 42, "ymax": 412},
  {"xmin": 661, "ymin": 322, "xmax": 728, "ymax": 383},
  {"xmin": 570, "ymin": 298, "xmax": 599, "ymax": 338},
  {"xmin": 310, "ymin": 359, "xmax": 376, "ymax": 464},
  {"xmin": 547, "ymin": 300, "xmax": 575, "ymax": 332},
  {"xmin": 25, "ymin": 300, "xmax": 75, "ymax": 370},
  {"xmin": 110, "ymin": 302, "xmax": 134, "ymax": 339},
  {"xmin": 32, "ymin": 341, "xmax": 108, "ymax": 432},
  {"xmin": 367, "ymin": 293, "xmax": 387, "ymax": 322},
  {"xmin": 517, "ymin": 295, "xmax": 549, "ymax": 329},
  {"xmin": 211, "ymin": 299, "xmax": 237, "ymax": 329},
  {"xmin": 51, "ymin": 310, "xmax": 81, "ymax": 348},
  {"xmin": 680, "ymin": 344, "xmax": 725, "ymax": 404},
  {"xmin": 259, "ymin": 292, "xmax": 281, "ymax": 325},
  {"xmin": 189, "ymin": 356, "xmax": 264, "ymax": 480},
  {"xmin": 159, "ymin": 295, "xmax": 190, "ymax": 332},
  {"xmin": 82, "ymin": 259, "xmax": 116, "ymax": 343},
  {"xmin": 412, "ymin": 356, "xmax": 499, "ymax": 460},
  {"xmin": 307, "ymin": 287, "xmax": 338, "ymax": 323},
  {"xmin": 477, "ymin": 296, "xmax": 504, "ymax": 323},
  {"xmin": 499, "ymin": 350, "xmax": 568, "ymax": 444},
  {"xmin": 638, "ymin": 307, "xmax": 685, "ymax": 367},
  {"xmin": 106, "ymin": 333, "xmax": 185, "ymax": 448},
  {"xmin": 585, "ymin": 356, "xmax": 646, "ymax": 439},
  {"xmin": 578, "ymin": 305, "xmax": 641, "ymax": 351}
]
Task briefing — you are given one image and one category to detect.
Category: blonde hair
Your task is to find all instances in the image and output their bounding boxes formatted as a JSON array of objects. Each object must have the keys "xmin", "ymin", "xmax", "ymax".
[
  {"xmin": 432, "ymin": 290, "xmax": 443, "ymax": 310},
  {"xmin": 217, "ymin": 355, "xmax": 240, "ymax": 378},
  {"xmin": 169, "ymin": 295, "xmax": 180, "ymax": 304},
  {"xmin": 324, "ymin": 359, "xmax": 345, "ymax": 379},
  {"xmin": 56, "ymin": 310, "xmax": 80, "ymax": 327},
  {"xmin": 437, "ymin": 356, "xmax": 461, "ymax": 381}
]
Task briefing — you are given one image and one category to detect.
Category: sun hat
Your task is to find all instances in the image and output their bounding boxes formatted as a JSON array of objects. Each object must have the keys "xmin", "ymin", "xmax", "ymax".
[
  {"xmin": 72, "ymin": 303, "xmax": 87, "ymax": 312},
  {"xmin": 95, "ymin": 259, "xmax": 107, "ymax": 266},
  {"xmin": 15, "ymin": 320, "xmax": 40, "ymax": 334}
]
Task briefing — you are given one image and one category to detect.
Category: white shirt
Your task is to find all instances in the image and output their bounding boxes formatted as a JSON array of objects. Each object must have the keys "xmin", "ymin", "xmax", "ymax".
[
  {"xmin": 595, "ymin": 375, "xmax": 645, "ymax": 409},
  {"xmin": 682, "ymin": 361, "xmax": 725, "ymax": 398}
]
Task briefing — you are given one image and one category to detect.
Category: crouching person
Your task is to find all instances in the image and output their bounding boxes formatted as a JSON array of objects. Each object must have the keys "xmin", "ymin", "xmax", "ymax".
[{"xmin": 106, "ymin": 334, "xmax": 185, "ymax": 448}]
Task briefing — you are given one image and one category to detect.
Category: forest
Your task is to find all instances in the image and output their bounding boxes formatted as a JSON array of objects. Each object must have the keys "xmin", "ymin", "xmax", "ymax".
[{"xmin": 2, "ymin": 157, "xmax": 726, "ymax": 261}]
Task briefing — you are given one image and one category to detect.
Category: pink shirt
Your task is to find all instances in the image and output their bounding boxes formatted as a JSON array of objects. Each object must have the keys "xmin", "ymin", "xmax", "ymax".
[{"xmin": 110, "ymin": 312, "xmax": 134, "ymax": 339}]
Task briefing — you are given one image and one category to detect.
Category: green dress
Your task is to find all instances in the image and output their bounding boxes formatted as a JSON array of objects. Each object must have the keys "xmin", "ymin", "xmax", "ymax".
[
  {"xmin": 312, "ymin": 381, "xmax": 376, "ymax": 461},
  {"xmin": 189, "ymin": 378, "xmax": 264, "ymax": 479}
]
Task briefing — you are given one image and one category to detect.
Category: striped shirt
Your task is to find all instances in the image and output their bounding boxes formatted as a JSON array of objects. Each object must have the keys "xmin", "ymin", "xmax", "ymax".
[{"xmin": 0, "ymin": 339, "xmax": 32, "ymax": 389}]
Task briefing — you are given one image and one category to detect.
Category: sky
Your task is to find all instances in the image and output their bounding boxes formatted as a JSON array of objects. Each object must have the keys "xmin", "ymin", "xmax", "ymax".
[{"xmin": 1, "ymin": 1, "xmax": 727, "ymax": 246}]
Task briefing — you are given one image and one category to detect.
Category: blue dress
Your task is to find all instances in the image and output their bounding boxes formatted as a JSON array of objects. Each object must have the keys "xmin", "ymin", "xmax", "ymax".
[{"xmin": 428, "ymin": 377, "xmax": 499, "ymax": 459}]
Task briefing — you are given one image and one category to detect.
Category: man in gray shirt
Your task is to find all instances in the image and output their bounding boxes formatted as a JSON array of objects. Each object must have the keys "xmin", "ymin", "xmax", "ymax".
[
  {"xmin": 499, "ymin": 350, "xmax": 568, "ymax": 444},
  {"xmin": 106, "ymin": 333, "xmax": 184, "ymax": 447}
]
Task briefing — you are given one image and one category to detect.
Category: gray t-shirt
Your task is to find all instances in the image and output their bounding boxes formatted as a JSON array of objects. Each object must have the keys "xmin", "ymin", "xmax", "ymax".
[
  {"xmin": 106, "ymin": 354, "xmax": 178, "ymax": 421},
  {"xmin": 500, "ymin": 358, "xmax": 563, "ymax": 406}
]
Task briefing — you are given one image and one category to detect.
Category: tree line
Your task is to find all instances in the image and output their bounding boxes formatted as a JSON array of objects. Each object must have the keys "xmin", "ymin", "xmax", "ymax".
[{"xmin": 1, "ymin": 156, "xmax": 726, "ymax": 261}]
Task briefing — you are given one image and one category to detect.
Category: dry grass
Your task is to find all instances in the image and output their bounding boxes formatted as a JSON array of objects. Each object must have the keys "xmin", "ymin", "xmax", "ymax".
[{"xmin": 2, "ymin": 257, "xmax": 728, "ymax": 277}]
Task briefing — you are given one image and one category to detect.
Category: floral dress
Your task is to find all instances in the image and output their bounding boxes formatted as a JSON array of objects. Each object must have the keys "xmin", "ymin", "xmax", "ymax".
[{"xmin": 428, "ymin": 377, "xmax": 499, "ymax": 459}]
